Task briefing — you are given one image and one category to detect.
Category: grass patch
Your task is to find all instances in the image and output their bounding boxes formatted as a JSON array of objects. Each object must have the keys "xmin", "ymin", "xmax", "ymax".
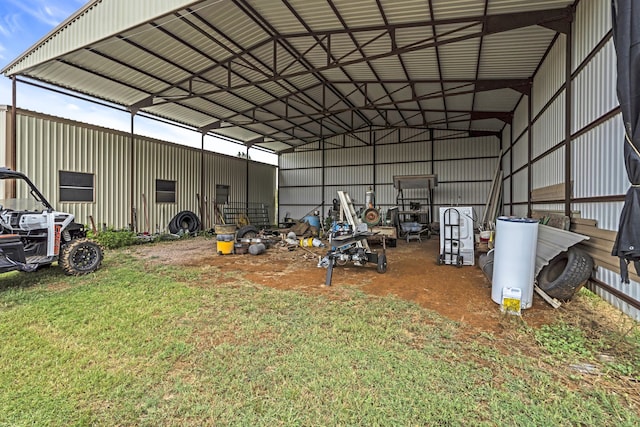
[{"xmin": 0, "ymin": 247, "xmax": 638, "ymax": 426}]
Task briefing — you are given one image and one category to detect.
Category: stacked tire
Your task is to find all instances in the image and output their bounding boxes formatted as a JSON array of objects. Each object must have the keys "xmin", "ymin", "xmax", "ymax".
[{"xmin": 169, "ymin": 211, "xmax": 201, "ymax": 234}]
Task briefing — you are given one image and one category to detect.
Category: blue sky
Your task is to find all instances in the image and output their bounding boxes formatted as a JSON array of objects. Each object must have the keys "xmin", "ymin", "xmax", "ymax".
[{"xmin": 0, "ymin": 0, "xmax": 277, "ymax": 164}]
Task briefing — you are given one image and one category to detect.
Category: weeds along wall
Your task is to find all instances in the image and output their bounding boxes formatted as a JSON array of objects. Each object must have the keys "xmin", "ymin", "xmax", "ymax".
[
  {"xmin": 503, "ymin": 0, "xmax": 639, "ymax": 320},
  {"xmin": 2, "ymin": 108, "xmax": 277, "ymax": 232},
  {"xmin": 279, "ymin": 128, "xmax": 499, "ymax": 224}
]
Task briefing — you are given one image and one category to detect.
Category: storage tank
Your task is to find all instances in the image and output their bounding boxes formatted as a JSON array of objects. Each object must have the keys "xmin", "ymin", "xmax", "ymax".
[{"xmin": 491, "ymin": 216, "xmax": 539, "ymax": 309}]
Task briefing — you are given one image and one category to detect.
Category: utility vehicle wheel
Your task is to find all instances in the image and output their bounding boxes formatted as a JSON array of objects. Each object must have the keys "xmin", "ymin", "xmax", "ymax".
[
  {"xmin": 237, "ymin": 225, "xmax": 259, "ymax": 239},
  {"xmin": 59, "ymin": 238, "xmax": 103, "ymax": 276},
  {"xmin": 377, "ymin": 253, "xmax": 387, "ymax": 273},
  {"xmin": 538, "ymin": 247, "xmax": 594, "ymax": 301}
]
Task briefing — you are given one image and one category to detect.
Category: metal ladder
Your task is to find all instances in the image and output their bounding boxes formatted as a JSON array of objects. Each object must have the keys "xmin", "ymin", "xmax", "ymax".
[{"xmin": 336, "ymin": 190, "xmax": 370, "ymax": 251}]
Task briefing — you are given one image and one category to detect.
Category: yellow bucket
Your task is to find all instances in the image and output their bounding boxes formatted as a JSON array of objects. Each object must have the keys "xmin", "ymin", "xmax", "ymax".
[{"xmin": 217, "ymin": 234, "xmax": 235, "ymax": 255}]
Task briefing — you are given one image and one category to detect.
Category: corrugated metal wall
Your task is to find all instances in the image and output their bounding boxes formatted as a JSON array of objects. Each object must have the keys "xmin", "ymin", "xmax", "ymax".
[
  {"xmin": 5, "ymin": 108, "xmax": 276, "ymax": 231},
  {"xmin": 503, "ymin": 0, "xmax": 638, "ymax": 319},
  {"xmin": 279, "ymin": 130, "xmax": 499, "ymax": 226}
]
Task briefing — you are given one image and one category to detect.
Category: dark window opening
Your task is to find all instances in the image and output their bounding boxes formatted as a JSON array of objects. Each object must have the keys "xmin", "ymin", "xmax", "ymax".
[
  {"xmin": 156, "ymin": 179, "xmax": 176, "ymax": 203},
  {"xmin": 216, "ymin": 184, "xmax": 230, "ymax": 204},
  {"xmin": 59, "ymin": 171, "xmax": 94, "ymax": 202}
]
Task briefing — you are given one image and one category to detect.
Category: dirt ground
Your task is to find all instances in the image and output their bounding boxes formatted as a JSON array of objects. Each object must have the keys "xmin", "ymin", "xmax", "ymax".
[{"xmin": 130, "ymin": 236, "xmax": 566, "ymax": 334}]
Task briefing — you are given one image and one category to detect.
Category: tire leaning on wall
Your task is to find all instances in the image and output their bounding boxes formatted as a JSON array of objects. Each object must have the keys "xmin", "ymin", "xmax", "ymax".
[
  {"xmin": 168, "ymin": 211, "xmax": 201, "ymax": 234},
  {"xmin": 537, "ymin": 247, "xmax": 594, "ymax": 301}
]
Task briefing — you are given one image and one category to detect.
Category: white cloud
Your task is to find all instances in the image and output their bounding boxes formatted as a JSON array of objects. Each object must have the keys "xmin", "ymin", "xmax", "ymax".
[{"xmin": 8, "ymin": 0, "xmax": 81, "ymax": 28}]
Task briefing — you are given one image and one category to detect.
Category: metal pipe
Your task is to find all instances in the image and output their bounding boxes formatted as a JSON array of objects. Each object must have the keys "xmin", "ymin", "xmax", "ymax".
[
  {"xmin": 130, "ymin": 112, "xmax": 135, "ymax": 231},
  {"xmin": 587, "ymin": 278, "xmax": 640, "ymax": 312},
  {"xmin": 201, "ymin": 132, "xmax": 206, "ymax": 230},
  {"xmin": 8, "ymin": 76, "xmax": 17, "ymax": 198}
]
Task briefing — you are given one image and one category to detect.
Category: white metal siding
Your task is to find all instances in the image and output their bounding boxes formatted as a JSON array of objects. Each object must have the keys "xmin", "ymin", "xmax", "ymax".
[
  {"xmin": 572, "ymin": 115, "xmax": 627, "ymax": 199},
  {"xmin": 434, "ymin": 136, "xmax": 498, "ymax": 159},
  {"xmin": 376, "ymin": 140, "xmax": 430, "ymax": 163},
  {"xmin": 531, "ymin": 148, "xmax": 565, "ymax": 190},
  {"xmin": 532, "ymin": 36, "xmax": 566, "ymax": 116},
  {"xmin": 572, "ymin": 40, "xmax": 618, "ymax": 133},
  {"xmin": 512, "ymin": 97, "xmax": 529, "ymax": 141},
  {"xmin": 532, "ymin": 93, "xmax": 565, "ymax": 158},
  {"xmin": 325, "ymin": 146, "xmax": 372, "ymax": 167},
  {"xmin": 512, "ymin": 132, "xmax": 528, "ymax": 171},
  {"xmin": 573, "ymin": 0, "xmax": 612, "ymax": 71},
  {"xmin": 511, "ymin": 169, "xmax": 528, "ymax": 204}
]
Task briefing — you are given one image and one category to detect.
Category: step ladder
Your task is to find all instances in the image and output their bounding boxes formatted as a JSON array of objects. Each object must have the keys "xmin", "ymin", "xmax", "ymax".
[{"xmin": 336, "ymin": 190, "xmax": 370, "ymax": 251}]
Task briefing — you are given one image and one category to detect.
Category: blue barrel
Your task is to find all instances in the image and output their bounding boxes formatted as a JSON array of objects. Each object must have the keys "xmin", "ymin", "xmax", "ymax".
[{"xmin": 303, "ymin": 215, "xmax": 321, "ymax": 228}]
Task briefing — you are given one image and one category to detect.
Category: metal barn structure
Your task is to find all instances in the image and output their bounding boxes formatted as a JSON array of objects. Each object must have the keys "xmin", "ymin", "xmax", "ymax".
[
  {"xmin": 0, "ymin": 106, "xmax": 277, "ymax": 232},
  {"xmin": 1, "ymin": 0, "xmax": 639, "ymax": 319}
]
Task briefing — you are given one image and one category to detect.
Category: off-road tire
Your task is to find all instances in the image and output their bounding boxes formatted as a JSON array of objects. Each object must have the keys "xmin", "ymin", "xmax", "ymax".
[
  {"xmin": 236, "ymin": 225, "xmax": 259, "ymax": 239},
  {"xmin": 59, "ymin": 238, "xmax": 103, "ymax": 276},
  {"xmin": 538, "ymin": 247, "xmax": 594, "ymax": 301}
]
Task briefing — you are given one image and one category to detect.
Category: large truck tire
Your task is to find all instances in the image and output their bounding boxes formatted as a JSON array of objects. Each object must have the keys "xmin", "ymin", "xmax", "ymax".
[{"xmin": 537, "ymin": 247, "xmax": 594, "ymax": 301}]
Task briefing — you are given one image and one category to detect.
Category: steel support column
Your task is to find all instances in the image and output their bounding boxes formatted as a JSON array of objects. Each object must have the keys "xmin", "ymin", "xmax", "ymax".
[
  {"xmin": 130, "ymin": 112, "xmax": 136, "ymax": 232},
  {"xmin": 201, "ymin": 133, "xmax": 206, "ymax": 230},
  {"xmin": 564, "ymin": 17, "xmax": 573, "ymax": 217},
  {"xmin": 527, "ymin": 85, "xmax": 533, "ymax": 217},
  {"xmin": 8, "ymin": 76, "xmax": 17, "ymax": 198}
]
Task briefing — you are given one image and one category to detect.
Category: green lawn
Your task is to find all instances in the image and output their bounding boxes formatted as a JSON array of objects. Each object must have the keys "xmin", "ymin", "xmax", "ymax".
[{"xmin": 0, "ymin": 247, "xmax": 638, "ymax": 426}]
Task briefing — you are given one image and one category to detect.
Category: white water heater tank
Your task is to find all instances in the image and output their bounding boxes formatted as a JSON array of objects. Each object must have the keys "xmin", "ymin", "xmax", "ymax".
[{"xmin": 491, "ymin": 216, "xmax": 539, "ymax": 309}]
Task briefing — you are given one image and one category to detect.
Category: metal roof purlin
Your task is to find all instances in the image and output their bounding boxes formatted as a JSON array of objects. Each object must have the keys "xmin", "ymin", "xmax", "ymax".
[{"xmin": 128, "ymin": 7, "xmax": 571, "ymax": 110}]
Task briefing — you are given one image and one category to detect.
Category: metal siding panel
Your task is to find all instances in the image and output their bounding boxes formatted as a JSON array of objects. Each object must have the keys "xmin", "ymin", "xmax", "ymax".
[
  {"xmin": 593, "ymin": 269, "xmax": 640, "ymax": 321},
  {"xmin": 248, "ymin": 162, "xmax": 277, "ymax": 226},
  {"xmin": 376, "ymin": 140, "xmax": 430, "ymax": 163},
  {"xmin": 572, "ymin": 115, "xmax": 628, "ymax": 199},
  {"xmin": 512, "ymin": 205, "xmax": 528, "ymax": 217},
  {"xmin": 512, "ymin": 132, "xmax": 528, "ymax": 171},
  {"xmin": 502, "ymin": 148, "xmax": 511, "ymax": 177},
  {"xmin": 280, "ymin": 168, "xmax": 322, "ymax": 187},
  {"xmin": 503, "ymin": 176, "xmax": 511, "ymax": 204},
  {"xmin": 532, "ymin": 93, "xmax": 565, "ymax": 157},
  {"xmin": 433, "ymin": 182, "xmax": 490, "ymax": 205},
  {"xmin": 513, "ymin": 97, "xmax": 529, "ymax": 138},
  {"xmin": 325, "ymin": 165, "xmax": 373, "ymax": 186},
  {"xmin": 512, "ymin": 169, "xmax": 528, "ymax": 203},
  {"xmin": 434, "ymin": 136, "xmax": 499, "ymax": 159},
  {"xmin": 574, "ymin": 202, "xmax": 640, "ymax": 321},
  {"xmin": 435, "ymin": 158, "xmax": 497, "ymax": 182},
  {"xmin": 573, "ymin": 0, "xmax": 612, "ymax": 70},
  {"xmin": 325, "ymin": 146, "xmax": 373, "ymax": 167},
  {"xmin": 532, "ymin": 148, "xmax": 565, "ymax": 190},
  {"xmin": 532, "ymin": 36, "xmax": 565, "ymax": 115},
  {"xmin": 376, "ymin": 163, "xmax": 432, "ymax": 186},
  {"xmin": 137, "ymin": 139, "xmax": 201, "ymax": 233},
  {"xmin": 15, "ymin": 112, "xmax": 131, "ymax": 229},
  {"xmin": 572, "ymin": 40, "xmax": 618, "ymax": 133},
  {"xmin": 279, "ymin": 150, "xmax": 322, "ymax": 169},
  {"xmin": 279, "ymin": 187, "xmax": 322, "ymax": 206}
]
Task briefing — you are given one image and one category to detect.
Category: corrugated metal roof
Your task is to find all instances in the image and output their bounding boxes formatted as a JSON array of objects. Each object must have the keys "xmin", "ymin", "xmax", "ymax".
[
  {"xmin": 2, "ymin": 0, "xmax": 575, "ymax": 152},
  {"xmin": 535, "ymin": 224, "xmax": 590, "ymax": 277}
]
